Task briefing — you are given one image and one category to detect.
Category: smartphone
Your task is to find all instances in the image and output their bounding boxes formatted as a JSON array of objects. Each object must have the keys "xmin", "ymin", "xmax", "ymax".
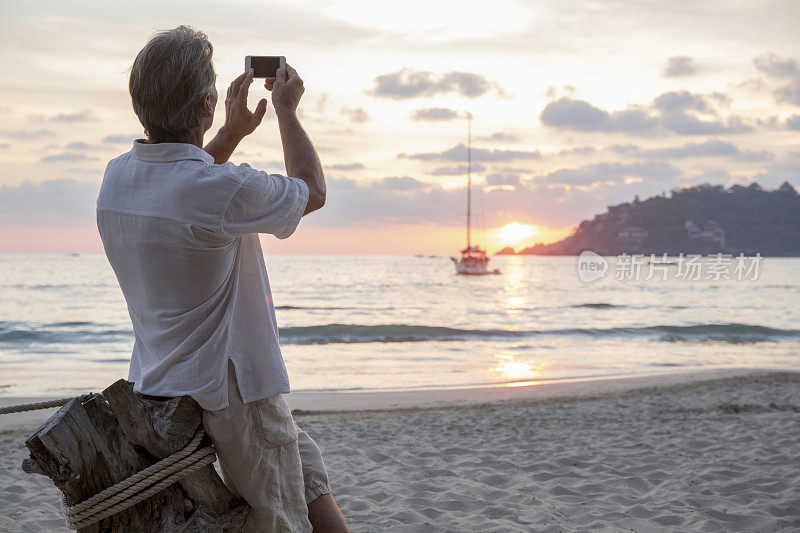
[{"xmin": 245, "ymin": 56, "xmax": 286, "ymax": 78}]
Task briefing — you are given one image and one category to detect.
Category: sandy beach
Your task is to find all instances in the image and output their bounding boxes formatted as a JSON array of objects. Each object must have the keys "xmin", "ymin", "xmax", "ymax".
[{"xmin": 2, "ymin": 369, "xmax": 799, "ymax": 532}]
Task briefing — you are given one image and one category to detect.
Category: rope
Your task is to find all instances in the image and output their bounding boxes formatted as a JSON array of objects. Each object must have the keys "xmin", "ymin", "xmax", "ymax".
[
  {"xmin": 1, "ymin": 396, "xmax": 217, "ymax": 530},
  {"xmin": 0, "ymin": 396, "xmax": 84, "ymax": 415},
  {"xmin": 66, "ymin": 450, "xmax": 216, "ymax": 529},
  {"xmin": 63, "ymin": 429, "xmax": 216, "ymax": 529}
]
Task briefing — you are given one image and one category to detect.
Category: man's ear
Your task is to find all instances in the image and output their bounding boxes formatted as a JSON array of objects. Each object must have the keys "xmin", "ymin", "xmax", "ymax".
[{"xmin": 201, "ymin": 93, "xmax": 214, "ymax": 118}]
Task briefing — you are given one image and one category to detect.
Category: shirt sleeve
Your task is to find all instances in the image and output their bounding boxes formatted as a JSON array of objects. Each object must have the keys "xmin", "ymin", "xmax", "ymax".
[{"xmin": 221, "ymin": 167, "xmax": 309, "ymax": 240}]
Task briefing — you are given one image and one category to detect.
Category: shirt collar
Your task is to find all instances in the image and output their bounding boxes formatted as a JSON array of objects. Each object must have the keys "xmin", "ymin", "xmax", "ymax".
[{"xmin": 130, "ymin": 139, "xmax": 215, "ymax": 165}]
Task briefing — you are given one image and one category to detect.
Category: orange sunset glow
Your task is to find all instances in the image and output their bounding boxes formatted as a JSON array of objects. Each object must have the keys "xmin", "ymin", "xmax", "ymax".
[
  {"xmin": 496, "ymin": 223, "xmax": 539, "ymax": 245},
  {"xmin": 1, "ymin": 0, "xmax": 798, "ymax": 256}
]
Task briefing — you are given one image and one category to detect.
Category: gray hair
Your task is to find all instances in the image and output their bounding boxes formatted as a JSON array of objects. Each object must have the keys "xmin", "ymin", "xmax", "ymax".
[{"xmin": 129, "ymin": 26, "xmax": 216, "ymax": 142}]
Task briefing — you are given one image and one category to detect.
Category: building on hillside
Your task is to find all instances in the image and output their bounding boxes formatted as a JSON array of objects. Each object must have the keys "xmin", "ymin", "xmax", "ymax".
[
  {"xmin": 616, "ymin": 226, "xmax": 649, "ymax": 249},
  {"xmin": 685, "ymin": 220, "xmax": 726, "ymax": 249}
]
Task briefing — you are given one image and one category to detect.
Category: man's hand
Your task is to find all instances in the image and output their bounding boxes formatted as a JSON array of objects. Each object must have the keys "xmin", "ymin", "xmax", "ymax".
[
  {"xmin": 266, "ymin": 65, "xmax": 304, "ymax": 117},
  {"xmin": 222, "ymin": 69, "xmax": 268, "ymax": 140},
  {"xmin": 204, "ymin": 70, "xmax": 267, "ymax": 164}
]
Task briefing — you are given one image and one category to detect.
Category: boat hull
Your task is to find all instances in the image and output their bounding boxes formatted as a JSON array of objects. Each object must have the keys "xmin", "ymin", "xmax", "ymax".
[{"xmin": 451, "ymin": 257, "xmax": 501, "ymax": 275}]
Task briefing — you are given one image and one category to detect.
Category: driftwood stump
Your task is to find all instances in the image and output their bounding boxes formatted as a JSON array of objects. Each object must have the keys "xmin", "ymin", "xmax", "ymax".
[{"xmin": 22, "ymin": 380, "xmax": 250, "ymax": 532}]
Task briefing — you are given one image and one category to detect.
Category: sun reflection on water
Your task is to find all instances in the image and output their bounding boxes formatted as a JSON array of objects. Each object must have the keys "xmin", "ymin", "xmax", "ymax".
[
  {"xmin": 503, "ymin": 256, "xmax": 527, "ymax": 317},
  {"xmin": 505, "ymin": 296, "xmax": 525, "ymax": 316},
  {"xmin": 504, "ymin": 380, "xmax": 543, "ymax": 388},
  {"xmin": 492, "ymin": 353, "xmax": 544, "ymax": 382}
]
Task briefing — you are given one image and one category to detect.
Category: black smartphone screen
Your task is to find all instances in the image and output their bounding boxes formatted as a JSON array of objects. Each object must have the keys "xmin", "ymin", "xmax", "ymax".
[{"xmin": 248, "ymin": 56, "xmax": 282, "ymax": 78}]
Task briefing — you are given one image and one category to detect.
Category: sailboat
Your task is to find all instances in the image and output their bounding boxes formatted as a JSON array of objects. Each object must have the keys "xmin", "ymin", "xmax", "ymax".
[{"xmin": 451, "ymin": 115, "xmax": 501, "ymax": 276}]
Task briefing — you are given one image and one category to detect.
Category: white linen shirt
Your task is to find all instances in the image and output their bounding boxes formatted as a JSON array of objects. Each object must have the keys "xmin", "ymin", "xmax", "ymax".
[{"xmin": 96, "ymin": 140, "xmax": 309, "ymax": 410}]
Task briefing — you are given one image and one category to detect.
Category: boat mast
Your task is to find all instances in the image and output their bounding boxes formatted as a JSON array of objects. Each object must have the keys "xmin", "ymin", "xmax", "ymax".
[{"xmin": 466, "ymin": 113, "xmax": 472, "ymax": 248}]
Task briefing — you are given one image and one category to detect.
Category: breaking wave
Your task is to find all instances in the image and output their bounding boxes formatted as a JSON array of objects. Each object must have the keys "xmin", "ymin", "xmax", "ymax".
[
  {"xmin": 2, "ymin": 321, "xmax": 798, "ymax": 348},
  {"xmin": 277, "ymin": 323, "xmax": 800, "ymax": 345}
]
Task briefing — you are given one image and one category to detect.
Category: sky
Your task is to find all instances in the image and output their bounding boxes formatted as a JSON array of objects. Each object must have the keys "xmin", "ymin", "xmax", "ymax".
[{"xmin": 1, "ymin": 0, "xmax": 799, "ymax": 254}]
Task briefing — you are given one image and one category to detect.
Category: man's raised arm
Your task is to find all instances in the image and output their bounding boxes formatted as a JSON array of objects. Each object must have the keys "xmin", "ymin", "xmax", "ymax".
[{"xmin": 268, "ymin": 65, "xmax": 326, "ymax": 215}]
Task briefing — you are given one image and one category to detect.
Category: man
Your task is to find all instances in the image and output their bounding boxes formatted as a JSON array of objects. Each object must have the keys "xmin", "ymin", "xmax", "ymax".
[{"xmin": 97, "ymin": 26, "xmax": 348, "ymax": 532}]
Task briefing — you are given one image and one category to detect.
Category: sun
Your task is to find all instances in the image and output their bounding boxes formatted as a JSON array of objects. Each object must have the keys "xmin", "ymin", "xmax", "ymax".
[{"xmin": 496, "ymin": 222, "xmax": 538, "ymax": 244}]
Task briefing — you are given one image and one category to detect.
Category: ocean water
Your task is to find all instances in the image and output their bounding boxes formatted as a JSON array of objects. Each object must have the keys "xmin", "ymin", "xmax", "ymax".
[{"xmin": 0, "ymin": 253, "xmax": 798, "ymax": 397}]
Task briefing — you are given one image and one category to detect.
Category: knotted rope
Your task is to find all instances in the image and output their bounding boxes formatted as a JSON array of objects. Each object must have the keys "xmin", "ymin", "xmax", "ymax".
[
  {"xmin": 63, "ymin": 429, "xmax": 216, "ymax": 529},
  {"xmin": 2, "ymin": 396, "xmax": 217, "ymax": 530}
]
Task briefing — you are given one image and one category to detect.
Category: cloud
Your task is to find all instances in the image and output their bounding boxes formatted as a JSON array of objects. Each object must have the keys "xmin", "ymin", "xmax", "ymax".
[
  {"xmin": 44, "ymin": 110, "xmax": 98, "ymax": 122},
  {"xmin": 380, "ymin": 176, "xmax": 424, "ymax": 190},
  {"xmin": 305, "ymin": 177, "xmax": 454, "ymax": 226},
  {"xmin": 0, "ymin": 129, "xmax": 56, "ymax": 140},
  {"xmin": 0, "ymin": 179, "xmax": 99, "ymax": 225},
  {"xmin": 537, "ymin": 161, "xmax": 682, "ymax": 186},
  {"xmin": 735, "ymin": 78, "xmax": 767, "ymax": 93},
  {"xmin": 411, "ymin": 107, "xmax": 461, "ymax": 121},
  {"xmin": 0, "ymin": 161, "xmax": 773, "ymax": 243},
  {"xmin": 786, "ymin": 115, "xmax": 800, "ymax": 130},
  {"xmin": 540, "ymin": 98, "xmax": 612, "ymax": 130},
  {"xmin": 755, "ymin": 115, "xmax": 782, "ymax": 130},
  {"xmin": 651, "ymin": 92, "xmax": 752, "ymax": 136},
  {"xmin": 368, "ymin": 69, "xmax": 504, "ymax": 99},
  {"xmin": 684, "ymin": 168, "xmax": 735, "ymax": 183},
  {"xmin": 340, "ymin": 105, "xmax": 370, "ymax": 123},
  {"xmin": 400, "ymin": 143, "xmax": 542, "ymax": 162},
  {"xmin": 754, "ymin": 53, "xmax": 800, "ymax": 78},
  {"xmin": 476, "ymin": 131, "xmax": 521, "ymax": 143},
  {"xmin": 652, "ymin": 91, "xmax": 730, "ymax": 113},
  {"xmin": 102, "ymin": 134, "xmax": 139, "ymax": 144},
  {"xmin": 65, "ymin": 141, "xmax": 92, "ymax": 150},
  {"xmin": 662, "ymin": 56, "xmax": 698, "ymax": 78},
  {"xmin": 660, "ymin": 113, "xmax": 752, "ymax": 135},
  {"xmin": 558, "ymin": 146, "xmax": 596, "ymax": 156},
  {"xmin": 609, "ymin": 144, "xmax": 638, "ymax": 154},
  {"xmin": 485, "ymin": 173, "xmax": 520, "ymax": 186},
  {"xmin": 305, "ymin": 159, "xmax": 693, "ymax": 230},
  {"xmin": 753, "ymin": 53, "xmax": 800, "ymax": 106},
  {"xmin": 540, "ymin": 98, "xmax": 659, "ymax": 133},
  {"xmin": 610, "ymin": 139, "xmax": 772, "ymax": 161},
  {"xmin": 428, "ymin": 163, "xmax": 487, "ymax": 176},
  {"xmin": 328, "ymin": 162, "xmax": 365, "ymax": 171},
  {"xmin": 773, "ymin": 82, "xmax": 800, "ymax": 105},
  {"xmin": 0, "ymin": 143, "xmax": 9, "ymax": 149},
  {"xmin": 540, "ymin": 91, "xmax": 752, "ymax": 136},
  {"xmin": 41, "ymin": 152, "xmax": 99, "ymax": 163},
  {"xmin": 412, "ymin": 144, "xmax": 541, "ymax": 163},
  {"xmin": 752, "ymin": 152, "xmax": 800, "ymax": 188},
  {"xmin": 544, "ymin": 85, "xmax": 576, "ymax": 99},
  {"xmin": 295, "ymin": 94, "xmax": 369, "ymax": 124}
]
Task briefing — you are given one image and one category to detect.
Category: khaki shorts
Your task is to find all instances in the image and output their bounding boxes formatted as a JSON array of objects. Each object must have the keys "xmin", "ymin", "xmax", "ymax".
[{"xmin": 202, "ymin": 361, "xmax": 331, "ymax": 532}]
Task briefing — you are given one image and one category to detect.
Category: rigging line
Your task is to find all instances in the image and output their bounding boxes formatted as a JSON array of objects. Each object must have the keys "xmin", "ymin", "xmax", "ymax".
[
  {"xmin": 466, "ymin": 113, "xmax": 472, "ymax": 248},
  {"xmin": 480, "ymin": 180, "xmax": 486, "ymax": 249}
]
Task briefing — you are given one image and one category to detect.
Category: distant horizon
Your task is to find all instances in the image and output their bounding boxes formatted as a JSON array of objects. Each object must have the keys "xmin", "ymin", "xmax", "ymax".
[{"xmin": 0, "ymin": 178, "xmax": 796, "ymax": 255}]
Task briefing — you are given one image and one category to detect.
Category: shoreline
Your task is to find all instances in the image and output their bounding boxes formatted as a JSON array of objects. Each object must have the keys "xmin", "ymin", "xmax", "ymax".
[
  {"xmin": 2, "ymin": 368, "xmax": 798, "ymax": 531},
  {"xmin": 285, "ymin": 367, "xmax": 782, "ymax": 413},
  {"xmin": 0, "ymin": 367, "xmax": 788, "ymax": 432}
]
